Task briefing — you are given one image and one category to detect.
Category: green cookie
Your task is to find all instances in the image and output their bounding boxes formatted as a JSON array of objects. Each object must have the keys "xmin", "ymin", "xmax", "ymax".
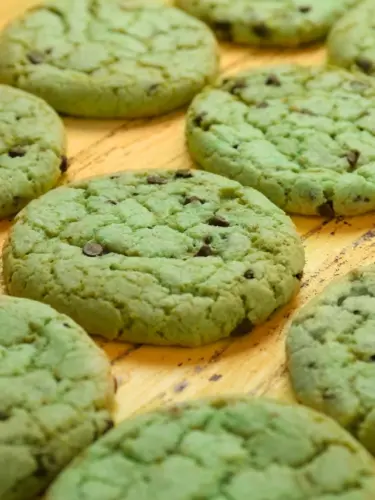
[
  {"xmin": 176, "ymin": 0, "xmax": 360, "ymax": 47},
  {"xmin": 0, "ymin": 0, "xmax": 219, "ymax": 118},
  {"xmin": 287, "ymin": 264, "xmax": 375, "ymax": 456},
  {"xmin": 0, "ymin": 84, "xmax": 66, "ymax": 219},
  {"xmin": 3, "ymin": 169, "xmax": 304, "ymax": 346},
  {"xmin": 0, "ymin": 296, "xmax": 114, "ymax": 500},
  {"xmin": 46, "ymin": 396, "xmax": 375, "ymax": 500},
  {"xmin": 187, "ymin": 64, "xmax": 375, "ymax": 216},
  {"xmin": 328, "ymin": 0, "xmax": 375, "ymax": 77}
]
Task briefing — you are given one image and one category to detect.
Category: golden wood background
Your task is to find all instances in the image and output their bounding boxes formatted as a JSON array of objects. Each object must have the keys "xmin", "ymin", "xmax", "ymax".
[{"xmin": 2, "ymin": 1, "xmax": 375, "ymax": 424}]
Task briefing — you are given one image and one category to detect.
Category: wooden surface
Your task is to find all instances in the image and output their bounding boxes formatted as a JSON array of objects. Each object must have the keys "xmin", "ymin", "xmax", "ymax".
[{"xmin": 2, "ymin": 1, "xmax": 375, "ymax": 425}]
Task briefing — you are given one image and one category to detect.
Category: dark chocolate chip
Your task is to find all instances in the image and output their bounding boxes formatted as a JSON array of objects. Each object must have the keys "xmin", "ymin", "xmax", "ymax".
[
  {"xmin": 204, "ymin": 235, "xmax": 213, "ymax": 244},
  {"xmin": 147, "ymin": 83, "xmax": 159, "ymax": 95},
  {"xmin": 256, "ymin": 101, "xmax": 269, "ymax": 109},
  {"xmin": 227, "ymin": 78, "xmax": 247, "ymax": 95},
  {"xmin": 354, "ymin": 195, "xmax": 362, "ymax": 202},
  {"xmin": 295, "ymin": 272, "xmax": 303, "ymax": 281},
  {"xmin": 298, "ymin": 5, "xmax": 311, "ymax": 13},
  {"xmin": 82, "ymin": 242, "xmax": 105, "ymax": 257},
  {"xmin": 0, "ymin": 411, "xmax": 9, "ymax": 421},
  {"xmin": 208, "ymin": 215, "xmax": 230, "ymax": 227},
  {"xmin": 233, "ymin": 144, "xmax": 239, "ymax": 150},
  {"xmin": 230, "ymin": 318, "xmax": 254, "ymax": 337},
  {"xmin": 353, "ymin": 310, "xmax": 361, "ymax": 315},
  {"xmin": 350, "ymin": 80, "xmax": 370, "ymax": 91},
  {"xmin": 265, "ymin": 74, "xmax": 281, "ymax": 86},
  {"xmin": 193, "ymin": 112, "xmax": 207, "ymax": 128},
  {"xmin": 355, "ymin": 57, "xmax": 373, "ymax": 74},
  {"xmin": 107, "ymin": 200, "xmax": 118, "ymax": 205},
  {"xmin": 195, "ymin": 244, "xmax": 213, "ymax": 257},
  {"xmin": 346, "ymin": 149, "xmax": 360, "ymax": 169},
  {"xmin": 59, "ymin": 155, "xmax": 68, "ymax": 173},
  {"xmin": 147, "ymin": 175, "xmax": 168, "ymax": 185},
  {"xmin": 184, "ymin": 195, "xmax": 204, "ymax": 205},
  {"xmin": 63, "ymin": 322, "xmax": 71, "ymax": 328},
  {"xmin": 212, "ymin": 21, "xmax": 232, "ymax": 41},
  {"xmin": 175, "ymin": 169, "xmax": 193, "ymax": 179},
  {"xmin": 370, "ymin": 355, "xmax": 375, "ymax": 362},
  {"xmin": 244, "ymin": 269, "xmax": 255, "ymax": 279},
  {"xmin": 317, "ymin": 200, "xmax": 335, "ymax": 218},
  {"xmin": 27, "ymin": 51, "xmax": 45, "ymax": 64},
  {"xmin": 307, "ymin": 361, "xmax": 317, "ymax": 369},
  {"xmin": 8, "ymin": 146, "xmax": 26, "ymax": 158},
  {"xmin": 252, "ymin": 22, "xmax": 269, "ymax": 38}
]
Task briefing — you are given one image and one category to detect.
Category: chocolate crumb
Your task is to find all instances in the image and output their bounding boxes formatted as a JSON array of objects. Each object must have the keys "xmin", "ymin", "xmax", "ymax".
[
  {"xmin": 27, "ymin": 51, "xmax": 45, "ymax": 64},
  {"xmin": 193, "ymin": 112, "xmax": 207, "ymax": 128},
  {"xmin": 244, "ymin": 270, "xmax": 255, "ymax": 279},
  {"xmin": 212, "ymin": 21, "xmax": 232, "ymax": 41},
  {"xmin": 209, "ymin": 374, "xmax": 223, "ymax": 382},
  {"xmin": 60, "ymin": 155, "xmax": 68, "ymax": 173},
  {"xmin": 227, "ymin": 78, "xmax": 247, "ymax": 95},
  {"xmin": 184, "ymin": 195, "xmax": 204, "ymax": 205},
  {"xmin": 204, "ymin": 235, "xmax": 213, "ymax": 244},
  {"xmin": 295, "ymin": 272, "xmax": 303, "ymax": 281},
  {"xmin": 317, "ymin": 201, "xmax": 335, "ymax": 218},
  {"xmin": 298, "ymin": 5, "xmax": 311, "ymax": 13}
]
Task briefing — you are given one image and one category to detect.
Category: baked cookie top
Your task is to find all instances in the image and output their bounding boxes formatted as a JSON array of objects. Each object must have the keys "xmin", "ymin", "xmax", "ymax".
[{"xmin": 3, "ymin": 169, "xmax": 304, "ymax": 346}]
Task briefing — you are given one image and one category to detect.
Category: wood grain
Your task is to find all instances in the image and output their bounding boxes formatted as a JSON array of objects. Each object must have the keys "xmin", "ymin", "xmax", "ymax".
[{"xmin": 2, "ymin": 1, "xmax": 374, "ymax": 424}]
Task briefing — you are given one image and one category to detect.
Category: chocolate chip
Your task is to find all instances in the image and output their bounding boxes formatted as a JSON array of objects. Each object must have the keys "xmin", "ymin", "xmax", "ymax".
[
  {"xmin": 244, "ymin": 270, "xmax": 255, "ymax": 279},
  {"xmin": 227, "ymin": 78, "xmax": 247, "ymax": 95},
  {"xmin": 204, "ymin": 235, "xmax": 213, "ymax": 244},
  {"xmin": 350, "ymin": 80, "xmax": 370, "ymax": 91},
  {"xmin": 317, "ymin": 200, "xmax": 335, "ymax": 218},
  {"xmin": 59, "ymin": 155, "xmax": 68, "ymax": 173},
  {"xmin": 82, "ymin": 242, "xmax": 105, "ymax": 257},
  {"xmin": 34, "ymin": 455, "xmax": 48, "ymax": 477},
  {"xmin": 252, "ymin": 22, "xmax": 269, "ymax": 38},
  {"xmin": 265, "ymin": 74, "xmax": 281, "ymax": 86},
  {"xmin": 193, "ymin": 112, "xmax": 207, "ymax": 128},
  {"xmin": 298, "ymin": 5, "xmax": 311, "ymax": 13},
  {"xmin": 63, "ymin": 322, "xmax": 71, "ymax": 328},
  {"xmin": 147, "ymin": 175, "xmax": 167, "ymax": 185},
  {"xmin": 364, "ymin": 197, "xmax": 370, "ymax": 202},
  {"xmin": 107, "ymin": 200, "xmax": 118, "ymax": 205},
  {"xmin": 175, "ymin": 169, "xmax": 193, "ymax": 179},
  {"xmin": 103, "ymin": 420, "xmax": 114, "ymax": 433},
  {"xmin": 233, "ymin": 144, "xmax": 239, "ymax": 150},
  {"xmin": 45, "ymin": 47, "xmax": 53, "ymax": 55},
  {"xmin": 370, "ymin": 355, "xmax": 375, "ymax": 362},
  {"xmin": 208, "ymin": 215, "xmax": 230, "ymax": 227},
  {"xmin": 184, "ymin": 195, "xmax": 204, "ymax": 205},
  {"xmin": 353, "ymin": 310, "xmax": 361, "ymax": 315},
  {"xmin": 322, "ymin": 390, "xmax": 336, "ymax": 401},
  {"xmin": 346, "ymin": 149, "xmax": 360, "ymax": 169},
  {"xmin": 0, "ymin": 411, "xmax": 9, "ymax": 421},
  {"xmin": 256, "ymin": 101, "xmax": 269, "ymax": 109},
  {"xmin": 307, "ymin": 361, "xmax": 317, "ymax": 368},
  {"xmin": 147, "ymin": 83, "xmax": 159, "ymax": 95},
  {"xmin": 212, "ymin": 21, "xmax": 232, "ymax": 40},
  {"xmin": 27, "ymin": 51, "xmax": 45, "ymax": 64},
  {"xmin": 195, "ymin": 244, "xmax": 213, "ymax": 257},
  {"xmin": 230, "ymin": 318, "xmax": 254, "ymax": 337},
  {"xmin": 295, "ymin": 272, "xmax": 303, "ymax": 281},
  {"xmin": 8, "ymin": 146, "xmax": 26, "ymax": 158},
  {"xmin": 355, "ymin": 57, "xmax": 373, "ymax": 74}
]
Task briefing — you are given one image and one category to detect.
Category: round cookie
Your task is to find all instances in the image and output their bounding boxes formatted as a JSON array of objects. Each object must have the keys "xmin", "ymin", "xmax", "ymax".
[
  {"xmin": 176, "ymin": 0, "xmax": 360, "ymax": 47},
  {"xmin": 0, "ymin": 84, "xmax": 66, "ymax": 219},
  {"xmin": 3, "ymin": 169, "xmax": 304, "ymax": 347},
  {"xmin": 45, "ymin": 396, "xmax": 375, "ymax": 500},
  {"xmin": 328, "ymin": 0, "xmax": 375, "ymax": 76},
  {"xmin": 0, "ymin": 295, "xmax": 114, "ymax": 500},
  {"xmin": 0, "ymin": 0, "xmax": 219, "ymax": 119},
  {"xmin": 287, "ymin": 265, "xmax": 375, "ymax": 456},
  {"xmin": 187, "ymin": 64, "xmax": 375, "ymax": 216}
]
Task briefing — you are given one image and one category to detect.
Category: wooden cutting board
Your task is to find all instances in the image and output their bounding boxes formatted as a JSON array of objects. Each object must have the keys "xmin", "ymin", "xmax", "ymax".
[{"xmin": 2, "ymin": 1, "xmax": 374, "ymax": 425}]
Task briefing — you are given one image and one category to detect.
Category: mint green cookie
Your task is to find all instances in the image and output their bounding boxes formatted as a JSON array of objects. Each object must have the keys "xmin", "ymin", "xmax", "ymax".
[
  {"xmin": 328, "ymin": 0, "xmax": 375, "ymax": 76},
  {"xmin": 0, "ymin": 84, "xmax": 66, "ymax": 219},
  {"xmin": 0, "ymin": 0, "xmax": 219, "ymax": 118},
  {"xmin": 46, "ymin": 397, "xmax": 375, "ymax": 500},
  {"xmin": 176, "ymin": 0, "xmax": 360, "ymax": 47},
  {"xmin": 287, "ymin": 265, "xmax": 375, "ymax": 456},
  {"xmin": 187, "ymin": 64, "xmax": 375, "ymax": 216},
  {"xmin": 0, "ymin": 296, "xmax": 114, "ymax": 500},
  {"xmin": 3, "ymin": 169, "xmax": 304, "ymax": 346}
]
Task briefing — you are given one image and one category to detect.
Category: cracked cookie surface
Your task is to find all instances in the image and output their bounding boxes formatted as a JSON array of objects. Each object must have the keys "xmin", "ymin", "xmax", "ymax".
[
  {"xmin": 175, "ymin": 0, "xmax": 359, "ymax": 47},
  {"xmin": 0, "ymin": 296, "xmax": 114, "ymax": 500},
  {"xmin": 0, "ymin": 0, "xmax": 219, "ymax": 118},
  {"xmin": 287, "ymin": 265, "xmax": 375, "ymax": 456},
  {"xmin": 0, "ymin": 84, "xmax": 65, "ymax": 219},
  {"xmin": 3, "ymin": 169, "xmax": 304, "ymax": 346},
  {"xmin": 186, "ymin": 64, "xmax": 375, "ymax": 216},
  {"xmin": 328, "ymin": 0, "xmax": 375, "ymax": 77},
  {"xmin": 46, "ymin": 397, "xmax": 375, "ymax": 500}
]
